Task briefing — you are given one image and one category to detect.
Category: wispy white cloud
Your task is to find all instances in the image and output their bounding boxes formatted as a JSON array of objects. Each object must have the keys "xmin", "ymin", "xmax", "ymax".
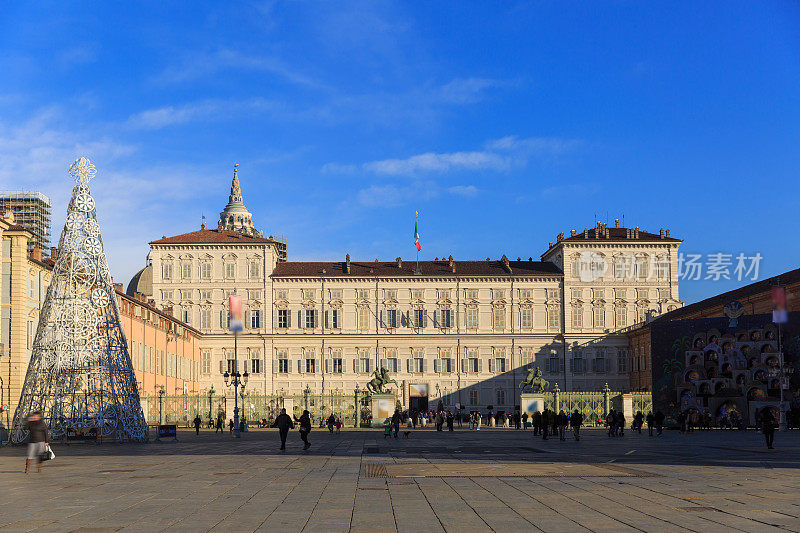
[
  {"xmin": 447, "ymin": 184, "xmax": 478, "ymax": 197},
  {"xmin": 155, "ymin": 48, "xmax": 322, "ymax": 88},
  {"xmin": 540, "ymin": 183, "xmax": 598, "ymax": 198},
  {"xmin": 356, "ymin": 181, "xmax": 478, "ymax": 208},
  {"xmin": 326, "ymin": 135, "xmax": 580, "ymax": 177},
  {"xmin": 125, "ymin": 98, "xmax": 282, "ymax": 129},
  {"xmin": 437, "ymin": 78, "xmax": 506, "ymax": 104}
]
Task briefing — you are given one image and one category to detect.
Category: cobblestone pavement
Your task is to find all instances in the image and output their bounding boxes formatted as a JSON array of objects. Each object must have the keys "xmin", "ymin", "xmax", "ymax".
[{"xmin": 1, "ymin": 426, "xmax": 800, "ymax": 532}]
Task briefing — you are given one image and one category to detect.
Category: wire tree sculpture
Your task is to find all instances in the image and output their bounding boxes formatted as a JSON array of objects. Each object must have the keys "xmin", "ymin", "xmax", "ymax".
[{"xmin": 10, "ymin": 157, "xmax": 148, "ymax": 443}]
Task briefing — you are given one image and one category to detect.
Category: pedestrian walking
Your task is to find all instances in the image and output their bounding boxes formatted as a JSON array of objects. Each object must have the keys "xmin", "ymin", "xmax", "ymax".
[
  {"xmin": 654, "ymin": 410, "xmax": 665, "ymax": 436},
  {"xmin": 446, "ymin": 410, "xmax": 454, "ymax": 431},
  {"xmin": 646, "ymin": 412, "xmax": 654, "ymax": 437},
  {"xmin": 532, "ymin": 411, "xmax": 541, "ymax": 436},
  {"xmin": 570, "ymin": 409, "xmax": 583, "ymax": 441},
  {"xmin": 557, "ymin": 410, "xmax": 567, "ymax": 441},
  {"xmin": 391, "ymin": 410, "xmax": 401, "ymax": 438},
  {"xmin": 24, "ymin": 412, "xmax": 48, "ymax": 474},
  {"xmin": 299, "ymin": 409, "xmax": 312, "ymax": 449},
  {"xmin": 228, "ymin": 418, "xmax": 234, "ymax": 433},
  {"xmin": 761, "ymin": 407, "xmax": 776, "ymax": 449},
  {"xmin": 327, "ymin": 414, "xmax": 336, "ymax": 433},
  {"xmin": 617, "ymin": 412, "xmax": 626, "ymax": 437},
  {"xmin": 607, "ymin": 409, "xmax": 616, "ymax": 437},
  {"xmin": 271, "ymin": 408, "xmax": 294, "ymax": 450},
  {"xmin": 514, "ymin": 411, "xmax": 521, "ymax": 430},
  {"xmin": 542, "ymin": 409, "xmax": 550, "ymax": 440},
  {"xmin": 335, "ymin": 417, "xmax": 342, "ymax": 433},
  {"xmin": 193, "ymin": 415, "xmax": 201, "ymax": 435},
  {"xmin": 634, "ymin": 412, "xmax": 644, "ymax": 434},
  {"xmin": 215, "ymin": 414, "xmax": 224, "ymax": 433}
]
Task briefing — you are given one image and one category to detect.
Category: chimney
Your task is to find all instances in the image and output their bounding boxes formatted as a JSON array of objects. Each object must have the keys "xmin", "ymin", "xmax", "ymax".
[
  {"xmin": 345, "ymin": 253, "xmax": 351, "ymax": 274},
  {"xmin": 548, "ymin": 242, "xmax": 553, "ymax": 248},
  {"xmin": 570, "ymin": 229, "xmax": 577, "ymax": 237},
  {"xmin": 660, "ymin": 228, "xmax": 664, "ymax": 239},
  {"xmin": 635, "ymin": 226, "xmax": 640, "ymax": 238},
  {"xmin": 148, "ymin": 298, "xmax": 155, "ymax": 306},
  {"xmin": 528, "ymin": 257, "xmax": 532, "ymax": 261},
  {"xmin": 615, "ymin": 219, "xmax": 619, "ymax": 228},
  {"xmin": 557, "ymin": 232, "xmax": 564, "ymax": 242},
  {"xmin": 396, "ymin": 257, "xmax": 402, "ymax": 269},
  {"xmin": 448, "ymin": 255, "xmax": 453, "ymax": 267},
  {"xmin": 583, "ymin": 228, "xmax": 588, "ymax": 238},
  {"xmin": 50, "ymin": 247, "xmax": 58, "ymax": 261},
  {"xmin": 666, "ymin": 229, "xmax": 670, "ymax": 238},
  {"xmin": 517, "ymin": 257, "xmax": 521, "ymax": 261},
  {"xmin": 31, "ymin": 247, "xmax": 42, "ymax": 261},
  {"xmin": 501, "ymin": 254, "xmax": 511, "ymax": 273},
  {"xmin": 200, "ymin": 222, "xmax": 205, "ymax": 230},
  {"xmin": 114, "ymin": 283, "xmax": 123, "ymax": 293},
  {"xmin": 163, "ymin": 306, "xmax": 173, "ymax": 317},
  {"xmin": 434, "ymin": 257, "xmax": 438, "ymax": 261}
]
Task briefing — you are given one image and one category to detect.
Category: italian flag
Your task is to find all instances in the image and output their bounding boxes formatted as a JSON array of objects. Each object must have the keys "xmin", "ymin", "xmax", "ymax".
[{"xmin": 414, "ymin": 220, "xmax": 421, "ymax": 251}]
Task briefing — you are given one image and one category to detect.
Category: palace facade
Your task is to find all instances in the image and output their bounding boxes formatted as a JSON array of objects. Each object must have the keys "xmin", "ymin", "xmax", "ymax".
[{"xmin": 130, "ymin": 166, "xmax": 684, "ymax": 413}]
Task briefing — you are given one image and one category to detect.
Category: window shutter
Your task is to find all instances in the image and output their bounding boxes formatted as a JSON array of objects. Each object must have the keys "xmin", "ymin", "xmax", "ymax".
[
  {"xmin": 423, "ymin": 312, "xmax": 428, "ymax": 328},
  {"xmin": 219, "ymin": 360, "xmax": 223, "ymax": 374},
  {"xmin": 401, "ymin": 312, "xmax": 407, "ymax": 327},
  {"xmin": 367, "ymin": 359, "xmax": 372, "ymax": 373},
  {"xmin": 478, "ymin": 358, "xmax": 484, "ymax": 373},
  {"xmin": 273, "ymin": 310, "xmax": 278, "ymax": 329},
  {"xmin": 434, "ymin": 359, "xmax": 440, "ymax": 373},
  {"xmin": 273, "ymin": 359, "xmax": 278, "ymax": 373},
  {"xmin": 287, "ymin": 310, "xmax": 291, "ymax": 328},
  {"xmin": 244, "ymin": 310, "xmax": 250, "ymax": 329},
  {"xmin": 325, "ymin": 310, "xmax": 330, "ymax": 329},
  {"xmin": 380, "ymin": 358, "xmax": 386, "ymax": 369},
  {"xmin": 422, "ymin": 359, "xmax": 428, "ymax": 373},
  {"xmin": 380, "ymin": 310, "xmax": 386, "ymax": 328},
  {"xmin": 433, "ymin": 310, "xmax": 438, "ymax": 328},
  {"xmin": 242, "ymin": 360, "xmax": 248, "ymax": 373},
  {"xmin": 325, "ymin": 358, "xmax": 331, "ymax": 373},
  {"xmin": 298, "ymin": 310, "xmax": 303, "ymax": 329},
  {"xmin": 461, "ymin": 358, "xmax": 467, "ymax": 372},
  {"xmin": 488, "ymin": 358, "xmax": 494, "ymax": 373},
  {"xmin": 298, "ymin": 359, "xmax": 304, "ymax": 374},
  {"xmin": 286, "ymin": 357, "xmax": 291, "ymax": 373},
  {"xmin": 606, "ymin": 358, "xmax": 612, "ymax": 372},
  {"xmin": 352, "ymin": 359, "xmax": 357, "ymax": 373},
  {"xmin": 407, "ymin": 358, "xmax": 411, "ymax": 372},
  {"xmin": 313, "ymin": 309, "xmax": 318, "ymax": 328},
  {"xmin": 559, "ymin": 359, "xmax": 565, "ymax": 371},
  {"xmin": 505, "ymin": 358, "xmax": 510, "ymax": 373}
]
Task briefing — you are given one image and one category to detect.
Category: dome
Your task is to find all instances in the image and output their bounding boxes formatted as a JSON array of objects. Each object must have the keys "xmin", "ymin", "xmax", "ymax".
[{"xmin": 126, "ymin": 264, "xmax": 152, "ymax": 297}]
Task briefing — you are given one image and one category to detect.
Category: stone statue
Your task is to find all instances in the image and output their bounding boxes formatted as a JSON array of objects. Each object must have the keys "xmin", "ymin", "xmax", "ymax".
[
  {"xmin": 520, "ymin": 366, "xmax": 549, "ymax": 393},
  {"xmin": 366, "ymin": 367, "xmax": 398, "ymax": 395}
]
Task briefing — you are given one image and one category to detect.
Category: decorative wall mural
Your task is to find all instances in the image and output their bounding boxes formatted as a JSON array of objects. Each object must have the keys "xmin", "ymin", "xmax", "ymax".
[{"xmin": 10, "ymin": 157, "xmax": 148, "ymax": 443}]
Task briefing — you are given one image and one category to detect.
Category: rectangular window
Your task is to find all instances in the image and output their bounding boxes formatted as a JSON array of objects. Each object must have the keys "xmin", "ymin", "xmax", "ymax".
[
  {"xmin": 250, "ymin": 353, "xmax": 261, "ymax": 374},
  {"xmin": 302, "ymin": 289, "xmax": 315, "ymax": 299},
  {"xmin": 276, "ymin": 289, "xmax": 288, "ymax": 300},
  {"xmin": 548, "ymin": 356, "xmax": 559, "ymax": 373},
  {"xmin": 383, "ymin": 356, "xmax": 399, "ymax": 373},
  {"xmin": 304, "ymin": 309, "xmax": 316, "ymax": 329},
  {"xmin": 358, "ymin": 307, "xmax": 370, "ymax": 329},
  {"xmin": 465, "ymin": 289, "xmax": 478, "ymax": 300},
  {"xmin": 547, "ymin": 308, "xmax": 560, "ymax": 329},
  {"xmin": 357, "ymin": 289, "xmax": 369, "ymax": 299},
  {"xmin": 467, "ymin": 357, "xmax": 479, "ymax": 373},
  {"xmin": 521, "ymin": 347, "xmax": 534, "ymax": 368},
  {"xmin": 572, "ymin": 259, "xmax": 581, "ymax": 278},
  {"xmin": 358, "ymin": 351, "xmax": 371, "ymax": 373},
  {"xmin": 655, "ymin": 259, "xmax": 669, "ymax": 281},
  {"xmin": 614, "ymin": 288, "xmax": 626, "ymax": 299},
  {"xmin": 200, "ymin": 309, "xmax": 211, "ymax": 329},
  {"xmin": 306, "ymin": 358, "xmax": 316, "ymax": 373},
  {"xmin": 413, "ymin": 308, "xmax": 425, "ymax": 328},
  {"xmin": 199, "ymin": 289, "xmax": 212, "ymax": 300},
  {"xmin": 615, "ymin": 307, "xmax": 627, "ymax": 328},
  {"xmin": 330, "ymin": 289, "xmax": 342, "ymax": 300},
  {"xmin": 181, "ymin": 263, "xmax": 192, "ymax": 279},
  {"xmin": 658, "ymin": 288, "xmax": 670, "ymax": 299},
  {"xmin": 573, "ymin": 351, "xmax": 584, "ymax": 373},
  {"xmin": 493, "ymin": 307, "xmax": 505, "ymax": 329},
  {"xmin": 331, "ymin": 354, "xmax": 343, "ymax": 373},
  {"xmin": 226, "ymin": 357, "xmax": 236, "ymax": 374},
  {"xmin": 162, "ymin": 290, "xmax": 173, "ymax": 300},
  {"xmin": 250, "ymin": 310, "xmax": 261, "ymax": 329},
  {"xmin": 592, "ymin": 288, "xmax": 604, "ymax": 299},
  {"xmin": 492, "ymin": 357, "xmax": 506, "ymax": 373},
  {"xmin": 466, "ymin": 307, "xmax": 478, "ymax": 329},
  {"xmin": 277, "ymin": 309, "xmax": 289, "ymax": 328},
  {"xmin": 493, "ymin": 289, "xmax": 505, "ymax": 300},
  {"xmin": 593, "ymin": 350, "xmax": 606, "ymax": 373},
  {"xmin": 469, "ymin": 389, "xmax": 479, "ymax": 406},
  {"xmin": 411, "ymin": 354, "xmax": 424, "ymax": 373},
  {"xmin": 326, "ymin": 309, "xmax": 340, "ymax": 329},
  {"xmin": 520, "ymin": 307, "xmax": 533, "ymax": 328},
  {"xmin": 411, "ymin": 289, "xmax": 424, "ymax": 300},
  {"xmin": 572, "ymin": 307, "xmax": 583, "ymax": 328},
  {"xmin": 249, "ymin": 289, "xmax": 262, "ymax": 300},
  {"xmin": 437, "ymin": 289, "xmax": 451, "ymax": 299},
  {"xmin": 385, "ymin": 309, "xmax": 398, "ymax": 328},
  {"xmin": 249, "ymin": 262, "xmax": 260, "ymax": 279},
  {"xmin": 571, "ymin": 288, "xmax": 582, "ymax": 299},
  {"xmin": 634, "ymin": 259, "xmax": 648, "ymax": 280},
  {"xmin": 200, "ymin": 262, "xmax": 211, "ymax": 279},
  {"xmin": 496, "ymin": 389, "xmax": 506, "ymax": 405},
  {"xmin": 614, "ymin": 259, "xmax": 629, "ymax": 280},
  {"xmin": 182, "ymin": 309, "xmax": 190, "ymax": 324},
  {"xmin": 385, "ymin": 289, "xmax": 397, "ymax": 300},
  {"xmin": 277, "ymin": 351, "xmax": 289, "ymax": 373},
  {"xmin": 519, "ymin": 288, "xmax": 533, "ymax": 299},
  {"xmin": 225, "ymin": 262, "xmax": 236, "ymax": 279},
  {"xmin": 439, "ymin": 309, "xmax": 453, "ymax": 328},
  {"xmin": 441, "ymin": 358, "xmax": 453, "ymax": 373},
  {"xmin": 636, "ymin": 289, "xmax": 648, "ymax": 300},
  {"xmin": 546, "ymin": 288, "xmax": 559, "ymax": 299},
  {"xmin": 617, "ymin": 349, "xmax": 628, "ymax": 372},
  {"xmin": 162, "ymin": 262, "xmax": 173, "ymax": 280},
  {"xmin": 593, "ymin": 307, "xmax": 605, "ymax": 328}
]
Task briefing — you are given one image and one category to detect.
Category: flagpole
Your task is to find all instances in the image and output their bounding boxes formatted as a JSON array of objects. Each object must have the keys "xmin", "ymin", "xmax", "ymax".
[{"xmin": 415, "ymin": 211, "xmax": 420, "ymax": 274}]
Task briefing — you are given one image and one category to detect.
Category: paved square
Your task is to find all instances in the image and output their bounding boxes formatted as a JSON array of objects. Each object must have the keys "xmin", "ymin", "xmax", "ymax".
[{"xmin": 1, "ymin": 427, "xmax": 799, "ymax": 532}]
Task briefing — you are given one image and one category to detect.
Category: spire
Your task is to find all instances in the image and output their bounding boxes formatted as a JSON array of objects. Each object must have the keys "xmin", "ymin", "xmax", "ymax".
[{"xmin": 217, "ymin": 163, "xmax": 262, "ymax": 236}]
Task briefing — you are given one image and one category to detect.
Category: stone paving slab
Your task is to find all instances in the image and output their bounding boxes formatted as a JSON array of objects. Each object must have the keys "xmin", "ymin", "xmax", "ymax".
[{"xmin": 1, "ymin": 427, "xmax": 800, "ymax": 532}]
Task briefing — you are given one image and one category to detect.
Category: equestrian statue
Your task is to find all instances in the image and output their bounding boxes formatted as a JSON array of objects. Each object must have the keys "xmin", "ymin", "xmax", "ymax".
[
  {"xmin": 520, "ymin": 366, "xmax": 549, "ymax": 393},
  {"xmin": 366, "ymin": 367, "xmax": 398, "ymax": 395}
]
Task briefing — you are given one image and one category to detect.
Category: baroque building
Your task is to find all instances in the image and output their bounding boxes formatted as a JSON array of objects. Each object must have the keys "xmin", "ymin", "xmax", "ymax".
[{"xmin": 132, "ymin": 165, "xmax": 684, "ymax": 414}]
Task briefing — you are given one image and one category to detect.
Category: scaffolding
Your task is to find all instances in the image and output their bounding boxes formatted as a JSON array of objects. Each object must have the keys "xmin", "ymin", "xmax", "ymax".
[{"xmin": 0, "ymin": 190, "xmax": 52, "ymax": 255}]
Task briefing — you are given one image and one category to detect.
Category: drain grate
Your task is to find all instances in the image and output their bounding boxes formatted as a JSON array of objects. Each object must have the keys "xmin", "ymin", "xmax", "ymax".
[
  {"xmin": 364, "ymin": 463, "xmax": 388, "ymax": 478},
  {"xmin": 677, "ymin": 506, "xmax": 717, "ymax": 512},
  {"xmin": 99, "ymin": 469, "xmax": 135, "ymax": 473}
]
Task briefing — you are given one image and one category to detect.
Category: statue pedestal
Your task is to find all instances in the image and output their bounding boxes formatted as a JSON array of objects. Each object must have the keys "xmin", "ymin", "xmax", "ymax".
[
  {"xmin": 370, "ymin": 394, "xmax": 396, "ymax": 427},
  {"xmin": 520, "ymin": 393, "xmax": 546, "ymax": 417}
]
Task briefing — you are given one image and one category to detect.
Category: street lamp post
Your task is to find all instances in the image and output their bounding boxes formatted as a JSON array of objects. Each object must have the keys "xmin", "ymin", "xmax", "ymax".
[
  {"xmin": 224, "ymin": 293, "xmax": 247, "ymax": 437},
  {"xmin": 223, "ymin": 367, "xmax": 248, "ymax": 438},
  {"xmin": 158, "ymin": 387, "xmax": 165, "ymax": 425},
  {"xmin": 208, "ymin": 385, "xmax": 215, "ymax": 420}
]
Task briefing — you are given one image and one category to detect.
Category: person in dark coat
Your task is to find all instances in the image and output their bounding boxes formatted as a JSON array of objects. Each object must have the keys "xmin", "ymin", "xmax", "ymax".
[
  {"xmin": 556, "ymin": 410, "xmax": 568, "ymax": 441},
  {"xmin": 391, "ymin": 410, "xmax": 401, "ymax": 438},
  {"xmin": 532, "ymin": 411, "xmax": 541, "ymax": 436},
  {"xmin": 446, "ymin": 410, "xmax": 454, "ymax": 431},
  {"xmin": 193, "ymin": 415, "xmax": 202, "ymax": 435},
  {"xmin": 761, "ymin": 407, "xmax": 776, "ymax": 449},
  {"xmin": 215, "ymin": 414, "xmax": 224, "ymax": 433},
  {"xmin": 634, "ymin": 412, "xmax": 644, "ymax": 434},
  {"xmin": 299, "ymin": 410, "xmax": 312, "ymax": 449},
  {"xmin": 541, "ymin": 409, "xmax": 551, "ymax": 440},
  {"xmin": 607, "ymin": 409, "xmax": 616, "ymax": 437},
  {"xmin": 570, "ymin": 409, "xmax": 583, "ymax": 441},
  {"xmin": 514, "ymin": 411, "xmax": 521, "ymax": 430},
  {"xmin": 654, "ymin": 410, "xmax": 665, "ymax": 436},
  {"xmin": 645, "ymin": 412, "xmax": 655, "ymax": 436},
  {"xmin": 25, "ymin": 412, "xmax": 48, "ymax": 474},
  {"xmin": 271, "ymin": 408, "xmax": 294, "ymax": 450},
  {"xmin": 327, "ymin": 414, "xmax": 336, "ymax": 433}
]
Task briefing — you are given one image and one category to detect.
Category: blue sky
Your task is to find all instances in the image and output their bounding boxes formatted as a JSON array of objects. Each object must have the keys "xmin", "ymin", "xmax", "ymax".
[{"xmin": 1, "ymin": 2, "xmax": 799, "ymax": 303}]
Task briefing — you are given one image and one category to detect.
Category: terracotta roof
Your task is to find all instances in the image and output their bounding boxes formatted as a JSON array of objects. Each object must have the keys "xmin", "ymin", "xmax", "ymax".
[
  {"xmin": 560, "ymin": 226, "xmax": 681, "ymax": 243},
  {"xmin": 272, "ymin": 259, "xmax": 562, "ymax": 278},
  {"xmin": 150, "ymin": 229, "xmax": 278, "ymax": 245}
]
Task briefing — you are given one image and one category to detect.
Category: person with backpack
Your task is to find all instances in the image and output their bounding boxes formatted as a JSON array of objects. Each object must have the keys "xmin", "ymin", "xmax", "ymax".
[
  {"xmin": 299, "ymin": 409, "xmax": 312, "ymax": 450},
  {"xmin": 570, "ymin": 409, "xmax": 583, "ymax": 441}
]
